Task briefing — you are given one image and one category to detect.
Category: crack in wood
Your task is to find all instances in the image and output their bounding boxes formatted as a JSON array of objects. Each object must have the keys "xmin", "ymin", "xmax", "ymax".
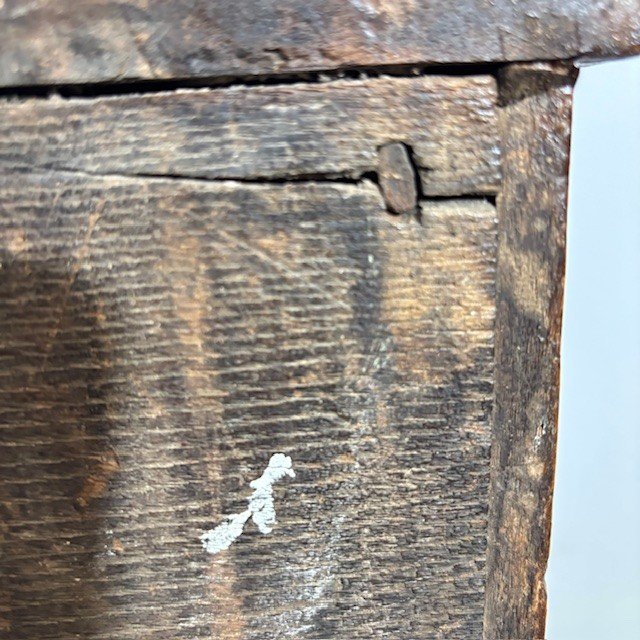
[
  {"xmin": 0, "ymin": 61, "xmax": 503, "ymax": 102},
  {"xmin": 6, "ymin": 165, "xmax": 492, "ymax": 213}
]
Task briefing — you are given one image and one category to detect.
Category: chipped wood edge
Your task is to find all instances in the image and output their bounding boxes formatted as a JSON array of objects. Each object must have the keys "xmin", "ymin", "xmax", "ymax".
[{"xmin": 483, "ymin": 62, "xmax": 578, "ymax": 640}]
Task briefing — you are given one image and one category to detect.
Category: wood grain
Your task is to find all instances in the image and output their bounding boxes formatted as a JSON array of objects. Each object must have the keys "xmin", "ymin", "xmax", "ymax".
[
  {"xmin": 483, "ymin": 62, "xmax": 576, "ymax": 640},
  {"xmin": 0, "ymin": 75, "xmax": 500, "ymax": 197},
  {"xmin": 0, "ymin": 1, "xmax": 638, "ymax": 87},
  {"xmin": 0, "ymin": 170, "xmax": 497, "ymax": 638}
]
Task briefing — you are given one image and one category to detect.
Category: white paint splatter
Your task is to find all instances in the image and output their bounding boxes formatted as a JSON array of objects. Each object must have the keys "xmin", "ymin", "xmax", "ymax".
[
  {"xmin": 533, "ymin": 419, "xmax": 549, "ymax": 450},
  {"xmin": 200, "ymin": 453, "xmax": 295, "ymax": 554}
]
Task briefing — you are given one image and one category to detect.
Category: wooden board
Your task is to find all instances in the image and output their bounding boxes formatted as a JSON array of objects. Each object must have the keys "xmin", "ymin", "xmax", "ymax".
[
  {"xmin": 484, "ymin": 62, "xmax": 575, "ymax": 640},
  {"xmin": 0, "ymin": 75, "xmax": 500, "ymax": 197},
  {"xmin": 0, "ymin": 171, "xmax": 496, "ymax": 638},
  {"xmin": 0, "ymin": 0, "xmax": 638, "ymax": 87},
  {"xmin": 0, "ymin": 5, "xmax": 586, "ymax": 629}
]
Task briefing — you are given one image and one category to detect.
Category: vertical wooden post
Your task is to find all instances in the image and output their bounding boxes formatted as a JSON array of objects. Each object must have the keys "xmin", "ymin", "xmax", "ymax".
[{"xmin": 484, "ymin": 63, "xmax": 577, "ymax": 639}]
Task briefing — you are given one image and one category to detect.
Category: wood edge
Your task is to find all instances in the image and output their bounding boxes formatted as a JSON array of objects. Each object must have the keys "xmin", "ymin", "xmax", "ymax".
[
  {"xmin": 483, "ymin": 61, "xmax": 578, "ymax": 640},
  {"xmin": 1, "ymin": 0, "xmax": 639, "ymax": 91}
]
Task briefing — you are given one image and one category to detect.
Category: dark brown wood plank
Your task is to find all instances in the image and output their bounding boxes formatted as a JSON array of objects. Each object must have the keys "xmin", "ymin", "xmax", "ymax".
[
  {"xmin": 1, "ymin": 171, "xmax": 497, "ymax": 638},
  {"xmin": 0, "ymin": 1, "xmax": 638, "ymax": 88},
  {"xmin": 484, "ymin": 62, "xmax": 576, "ymax": 639},
  {"xmin": 0, "ymin": 75, "xmax": 500, "ymax": 197}
]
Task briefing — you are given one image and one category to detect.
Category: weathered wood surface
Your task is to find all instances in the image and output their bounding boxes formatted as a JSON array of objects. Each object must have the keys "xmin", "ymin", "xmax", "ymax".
[
  {"xmin": 0, "ymin": 0, "xmax": 639, "ymax": 87},
  {"xmin": 0, "ymin": 170, "xmax": 497, "ymax": 638},
  {"xmin": 0, "ymin": 75, "xmax": 500, "ymax": 197},
  {"xmin": 484, "ymin": 63, "xmax": 575, "ymax": 639}
]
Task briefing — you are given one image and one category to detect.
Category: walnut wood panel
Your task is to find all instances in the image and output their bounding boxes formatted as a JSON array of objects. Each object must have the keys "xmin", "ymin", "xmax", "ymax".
[
  {"xmin": 0, "ymin": 0, "xmax": 639, "ymax": 87},
  {"xmin": 0, "ymin": 171, "xmax": 497, "ymax": 639},
  {"xmin": 484, "ymin": 63, "xmax": 576, "ymax": 639},
  {"xmin": 0, "ymin": 76, "xmax": 500, "ymax": 197}
]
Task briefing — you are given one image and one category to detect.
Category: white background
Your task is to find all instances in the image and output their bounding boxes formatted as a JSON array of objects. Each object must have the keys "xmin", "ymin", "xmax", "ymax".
[{"xmin": 546, "ymin": 55, "xmax": 640, "ymax": 639}]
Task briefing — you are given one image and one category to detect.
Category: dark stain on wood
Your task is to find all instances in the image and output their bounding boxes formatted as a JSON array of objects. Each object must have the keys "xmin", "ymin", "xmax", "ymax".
[{"xmin": 0, "ymin": 255, "xmax": 116, "ymax": 637}]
